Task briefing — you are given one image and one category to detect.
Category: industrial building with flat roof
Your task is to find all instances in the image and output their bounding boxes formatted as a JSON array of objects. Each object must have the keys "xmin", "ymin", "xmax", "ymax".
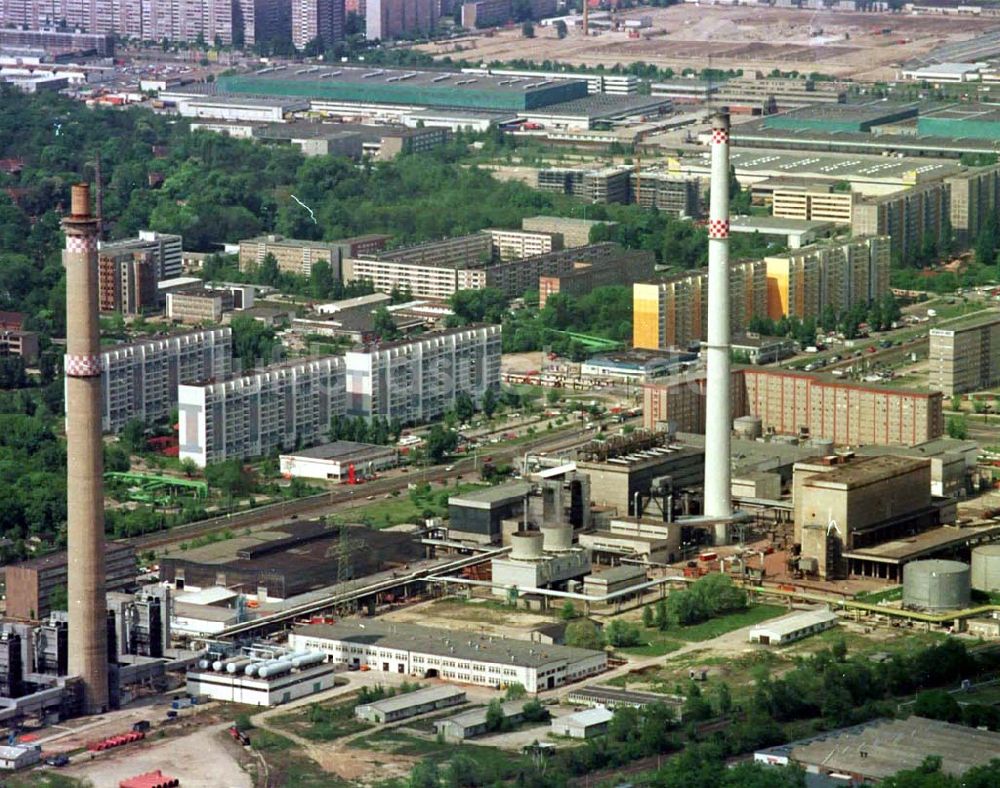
[
  {"xmin": 434, "ymin": 699, "xmax": 531, "ymax": 741},
  {"xmin": 6, "ymin": 543, "xmax": 136, "ymax": 620},
  {"xmin": 186, "ymin": 661, "xmax": 339, "ymax": 707},
  {"xmin": 278, "ymin": 441, "xmax": 398, "ymax": 482},
  {"xmin": 448, "ymin": 482, "xmax": 531, "ymax": 545},
  {"xmin": 215, "ymin": 66, "xmax": 589, "ymax": 113},
  {"xmin": 160, "ymin": 521, "xmax": 422, "ymax": 599},
  {"xmin": 755, "ymin": 717, "xmax": 1000, "ymax": 782},
  {"xmin": 178, "ymin": 355, "xmax": 346, "ymax": 467},
  {"xmin": 928, "ymin": 311, "xmax": 1000, "ymax": 395},
  {"xmin": 99, "ymin": 328, "xmax": 232, "ymax": 434},
  {"xmin": 288, "ymin": 620, "xmax": 607, "ymax": 693},
  {"xmin": 344, "ymin": 324, "xmax": 501, "ymax": 423},
  {"xmin": 763, "ymin": 102, "xmax": 920, "ymax": 134}
]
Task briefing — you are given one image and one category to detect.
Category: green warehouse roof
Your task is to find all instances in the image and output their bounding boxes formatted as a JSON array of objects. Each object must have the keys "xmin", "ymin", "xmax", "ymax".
[
  {"xmin": 918, "ymin": 105, "xmax": 1000, "ymax": 141},
  {"xmin": 764, "ymin": 101, "xmax": 920, "ymax": 134},
  {"xmin": 215, "ymin": 65, "xmax": 589, "ymax": 112}
]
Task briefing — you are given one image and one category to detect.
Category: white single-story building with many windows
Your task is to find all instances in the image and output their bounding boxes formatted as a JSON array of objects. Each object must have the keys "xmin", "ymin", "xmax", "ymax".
[{"xmin": 288, "ymin": 621, "xmax": 607, "ymax": 694}]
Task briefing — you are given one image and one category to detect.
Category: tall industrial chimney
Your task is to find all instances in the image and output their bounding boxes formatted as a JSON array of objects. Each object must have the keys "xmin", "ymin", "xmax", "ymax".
[
  {"xmin": 703, "ymin": 111, "xmax": 732, "ymax": 533},
  {"xmin": 63, "ymin": 183, "xmax": 109, "ymax": 714}
]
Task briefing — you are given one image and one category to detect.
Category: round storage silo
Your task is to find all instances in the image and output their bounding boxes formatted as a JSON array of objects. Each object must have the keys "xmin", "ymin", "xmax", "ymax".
[
  {"xmin": 971, "ymin": 544, "xmax": 1000, "ymax": 593},
  {"xmin": 510, "ymin": 532, "xmax": 544, "ymax": 561},
  {"xmin": 541, "ymin": 525, "xmax": 573, "ymax": 552},
  {"xmin": 903, "ymin": 559, "xmax": 971, "ymax": 611}
]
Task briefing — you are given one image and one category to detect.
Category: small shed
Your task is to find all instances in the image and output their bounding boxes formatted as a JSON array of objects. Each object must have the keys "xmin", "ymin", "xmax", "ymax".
[
  {"xmin": 550, "ymin": 706, "xmax": 614, "ymax": 739},
  {"xmin": 748, "ymin": 608, "xmax": 838, "ymax": 646},
  {"xmin": 0, "ymin": 744, "xmax": 41, "ymax": 770}
]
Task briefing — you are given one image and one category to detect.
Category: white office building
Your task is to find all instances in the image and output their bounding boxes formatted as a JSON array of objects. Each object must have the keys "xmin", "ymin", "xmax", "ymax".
[
  {"xmin": 345, "ymin": 325, "xmax": 501, "ymax": 423},
  {"xmin": 289, "ymin": 620, "xmax": 607, "ymax": 694},
  {"xmin": 98, "ymin": 328, "xmax": 232, "ymax": 433},
  {"xmin": 99, "ymin": 230, "xmax": 183, "ymax": 280},
  {"xmin": 178, "ymin": 355, "xmax": 346, "ymax": 467}
]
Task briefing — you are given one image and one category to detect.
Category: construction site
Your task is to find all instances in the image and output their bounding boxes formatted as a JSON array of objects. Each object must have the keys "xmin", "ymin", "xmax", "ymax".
[{"xmin": 419, "ymin": 4, "xmax": 994, "ymax": 81}]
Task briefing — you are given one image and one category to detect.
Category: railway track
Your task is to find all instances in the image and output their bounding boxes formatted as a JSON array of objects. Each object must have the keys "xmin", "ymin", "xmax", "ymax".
[{"xmin": 129, "ymin": 427, "xmax": 590, "ymax": 552}]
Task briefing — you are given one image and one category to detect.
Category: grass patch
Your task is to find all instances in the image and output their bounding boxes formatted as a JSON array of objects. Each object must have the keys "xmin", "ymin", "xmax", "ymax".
[
  {"xmin": 351, "ymin": 730, "xmax": 531, "ymax": 777},
  {"xmin": 5, "ymin": 776, "xmax": 87, "ymax": 788},
  {"xmin": 272, "ymin": 699, "xmax": 372, "ymax": 742},
  {"xmin": 618, "ymin": 635, "xmax": 683, "ymax": 657},
  {"xmin": 673, "ymin": 605, "xmax": 786, "ymax": 642},
  {"xmin": 854, "ymin": 586, "xmax": 903, "ymax": 604},
  {"xmin": 252, "ymin": 729, "xmax": 351, "ymax": 787},
  {"xmin": 330, "ymin": 481, "xmax": 485, "ymax": 529}
]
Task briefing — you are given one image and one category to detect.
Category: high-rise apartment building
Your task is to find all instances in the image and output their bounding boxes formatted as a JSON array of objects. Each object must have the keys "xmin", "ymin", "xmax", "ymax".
[
  {"xmin": 98, "ymin": 328, "xmax": 232, "ymax": 433},
  {"xmin": 764, "ymin": 235, "xmax": 891, "ymax": 321},
  {"xmin": 945, "ymin": 165, "xmax": 1000, "ymax": 249},
  {"xmin": 98, "ymin": 249, "xmax": 158, "ymax": 315},
  {"xmin": 178, "ymin": 355, "xmax": 347, "ymax": 466},
  {"xmin": 630, "ymin": 173, "xmax": 701, "ymax": 218},
  {"xmin": 632, "ymin": 260, "xmax": 767, "ymax": 351},
  {"xmin": 928, "ymin": 311, "xmax": 1000, "ymax": 395},
  {"xmin": 851, "ymin": 182, "xmax": 950, "ymax": 263},
  {"xmin": 238, "ymin": 233, "xmax": 388, "ymax": 276},
  {"xmin": 345, "ymin": 325, "xmax": 501, "ymax": 423},
  {"xmin": 1, "ymin": 0, "xmax": 263, "ymax": 46},
  {"xmin": 643, "ymin": 368, "xmax": 943, "ymax": 448},
  {"xmin": 291, "ymin": 0, "xmax": 344, "ymax": 49},
  {"xmin": 365, "ymin": 0, "xmax": 438, "ymax": 39},
  {"xmin": 487, "ymin": 229, "xmax": 562, "ymax": 261}
]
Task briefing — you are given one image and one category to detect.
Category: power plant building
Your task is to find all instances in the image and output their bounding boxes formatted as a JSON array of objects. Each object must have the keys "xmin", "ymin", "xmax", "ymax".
[
  {"xmin": 344, "ymin": 324, "xmax": 501, "ymax": 423},
  {"xmin": 177, "ymin": 354, "xmax": 346, "ymax": 466},
  {"xmin": 928, "ymin": 311, "xmax": 1000, "ymax": 395},
  {"xmin": 98, "ymin": 328, "xmax": 233, "ymax": 433}
]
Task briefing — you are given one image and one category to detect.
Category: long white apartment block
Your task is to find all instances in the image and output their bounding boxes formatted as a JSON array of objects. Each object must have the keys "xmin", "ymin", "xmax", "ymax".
[
  {"xmin": 345, "ymin": 325, "xmax": 501, "ymax": 424},
  {"xmin": 96, "ymin": 328, "xmax": 232, "ymax": 433},
  {"xmin": 178, "ymin": 355, "xmax": 346, "ymax": 467}
]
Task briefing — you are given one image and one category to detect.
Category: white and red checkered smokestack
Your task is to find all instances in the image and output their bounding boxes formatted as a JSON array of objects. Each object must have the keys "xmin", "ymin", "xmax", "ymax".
[
  {"xmin": 63, "ymin": 183, "xmax": 109, "ymax": 714},
  {"xmin": 704, "ymin": 111, "xmax": 732, "ymax": 532}
]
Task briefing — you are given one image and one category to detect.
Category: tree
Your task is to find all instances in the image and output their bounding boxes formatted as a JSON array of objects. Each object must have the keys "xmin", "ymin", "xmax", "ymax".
[
  {"xmin": 946, "ymin": 414, "xmax": 968, "ymax": 440},
  {"xmin": 481, "ymin": 387, "xmax": 498, "ymax": 419},
  {"xmin": 565, "ymin": 619, "xmax": 603, "ymax": 650},
  {"xmin": 204, "ymin": 459, "xmax": 255, "ymax": 499},
  {"xmin": 683, "ymin": 683, "xmax": 714, "ymax": 722},
  {"xmin": 504, "ymin": 682, "xmax": 526, "ymax": 700},
  {"xmin": 521, "ymin": 20, "xmax": 535, "ymax": 37},
  {"xmin": 605, "ymin": 619, "xmax": 642, "ymax": 647},
  {"xmin": 521, "ymin": 698, "xmax": 548, "ymax": 722},
  {"xmin": 230, "ymin": 314, "xmax": 277, "ymax": 371},
  {"xmin": 445, "ymin": 752, "xmax": 481, "ymax": 788},
  {"xmin": 546, "ymin": 387, "xmax": 562, "ymax": 407},
  {"xmin": 409, "ymin": 758, "xmax": 441, "ymax": 788},
  {"xmin": 554, "ymin": 19, "xmax": 568, "ymax": 38},
  {"xmin": 560, "ymin": 600, "xmax": 578, "ymax": 620},
  {"xmin": 642, "ymin": 605, "xmax": 654, "ymax": 628},
  {"xmin": 372, "ymin": 307, "xmax": 399, "ymax": 341},
  {"xmin": 180, "ymin": 457, "xmax": 199, "ymax": 478},
  {"xmin": 310, "ymin": 261, "xmax": 336, "ymax": 298},
  {"xmin": 258, "ymin": 252, "xmax": 280, "ymax": 287},
  {"xmin": 425, "ymin": 424, "xmax": 458, "ymax": 463},
  {"xmin": 48, "ymin": 585, "xmax": 68, "ymax": 612},
  {"xmin": 714, "ymin": 682, "xmax": 733, "ymax": 716},
  {"xmin": 913, "ymin": 689, "xmax": 962, "ymax": 723},
  {"xmin": 120, "ymin": 419, "xmax": 147, "ymax": 454},
  {"xmin": 454, "ymin": 391, "xmax": 475, "ymax": 423},
  {"xmin": 485, "ymin": 698, "xmax": 507, "ymax": 732}
]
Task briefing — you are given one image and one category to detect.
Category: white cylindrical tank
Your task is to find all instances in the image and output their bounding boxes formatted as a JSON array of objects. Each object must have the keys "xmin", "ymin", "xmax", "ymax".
[
  {"xmin": 903, "ymin": 559, "xmax": 971, "ymax": 611},
  {"xmin": 510, "ymin": 531, "xmax": 544, "ymax": 560},
  {"xmin": 258, "ymin": 660, "xmax": 293, "ymax": 679},
  {"xmin": 212, "ymin": 660, "xmax": 226, "ymax": 672},
  {"xmin": 197, "ymin": 659, "xmax": 211, "ymax": 670},
  {"xmin": 541, "ymin": 525, "xmax": 573, "ymax": 552},
  {"xmin": 971, "ymin": 544, "xmax": 1000, "ymax": 593},
  {"xmin": 292, "ymin": 651, "xmax": 326, "ymax": 669},
  {"xmin": 225, "ymin": 658, "xmax": 253, "ymax": 674}
]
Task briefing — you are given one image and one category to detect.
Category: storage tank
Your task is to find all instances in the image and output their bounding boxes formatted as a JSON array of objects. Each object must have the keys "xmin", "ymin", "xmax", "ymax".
[
  {"xmin": 225, "ymin": 658, "xmax": 253, "ymax": 674},
  {"xmin": 971, "ymin": 544, "xmax": 1000, "ymax": 593},
  {"xmin": 257, "ymin": 660, "xmax": 293, "ymax": 679},
  {"xmin": 541, "ymin": 525, "xmax": 573, "ymax": 552},
  {"xmin": 510, "ymin": 532, "xmax": 544, "ymax": 560},
  {"xmin": 291, "ymin": 651, "xmax": 326, "ymax": 669},
  {"xmin": 903, "ymin": 559, "xmax": 971, "ymax": 611}
]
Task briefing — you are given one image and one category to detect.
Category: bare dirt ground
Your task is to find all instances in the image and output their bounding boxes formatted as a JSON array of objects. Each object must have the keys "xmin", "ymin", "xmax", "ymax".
[
  {"xmin": 58, "ymin": 722, "xmax": 254, "ymax": 788},
  {"xmin": 417, "ymin": 5, "xmax": 996, "ymax": 81}
]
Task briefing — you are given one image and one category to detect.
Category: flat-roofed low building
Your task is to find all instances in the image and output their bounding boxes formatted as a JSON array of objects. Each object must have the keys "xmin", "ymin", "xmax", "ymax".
[
  {"xmin": 355, "ymin": 685, "xmax": 466, "ymax": 723},
  {"xmin": 0, "ymin": 330, "xmax": 39, "ymax": 363},
  {"xmin": 566, "ymin": 684, "xmax": 684, "ymax": 713},
  {"xmin": 747, "ymin": 607, "xmax": 838, "ymax": 645},
  {"xmin": 754, "ymin": 717, "xmax": 1000, "ymax": 782},
  {"xmin": 729, "ymin": 215, "xmax": 835, "ymax": 249},
  {"xmin": 581, "ymin": 349, "xmax": 696, "ymax": 383},
  {"xmin": 186, "ymin": 661, "xmax": 339, "ymax": 706},
  {"xmin": 550, "ymin": 706, "xmax": 613, "ymax": 739},
  {"xmin": 166, "ymin": 288, "xmax": 234, "ymax": 323},
  {"xmin": 279, "ymin": 441, "xmax": 398, "ymax": 482},
  {"xmin": 728, "ymin": 333, "xmax": 796, "ymax": 365},
  {"xmin": 434, "ymin": 700, "xmax": 531, "ymax": 741},
  {"xmin": 289, "ymin": 620, "xmax": 607, "ymax": 693},
  {"xmin": 582, "ymin": 565, "xmax": 647, "ymax": 597},
  {"xmin": 378, "ymin": 127, "xmax": 450, "ymax": 159},
  {"xmin": 772, "ymin": 184, "xmax": 856, "ymax": 225},
  {"xmin": 521, "ymin": 216, "xmax": 617, "ymax": 248},
  {"xmin": 928, "ymin": 311, "xmax": 1000, "ymax": 395}
]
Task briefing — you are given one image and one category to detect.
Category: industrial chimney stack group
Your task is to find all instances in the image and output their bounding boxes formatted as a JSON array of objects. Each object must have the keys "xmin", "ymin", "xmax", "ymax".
[{"xmin": 63, "ymin": 183, "xmax": 109, "ymax": 714}]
